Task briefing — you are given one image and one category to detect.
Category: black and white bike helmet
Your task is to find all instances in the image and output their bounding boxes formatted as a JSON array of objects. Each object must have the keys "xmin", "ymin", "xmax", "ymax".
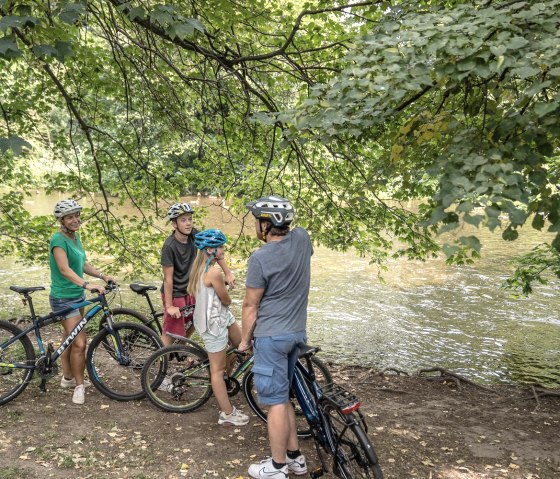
[
  {"xmin": 53, "ymin": 199, "xmax": 82, "ymax": 219},
  {"xmin": 167, "ymin": 202, "xmax": 194, "ymax": 220},
  {"xmin": 246, "ymin": 196, "xmax": 294, "ymax": 227}
]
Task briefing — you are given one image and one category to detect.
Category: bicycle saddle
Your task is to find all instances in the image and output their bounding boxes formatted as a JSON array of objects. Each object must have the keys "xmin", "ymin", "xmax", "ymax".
[
  {"xmin": 129, "ymin": 283, "xmax": 158, "ymax": 294},
  {"xmin": 9, "ymin": 286, "xmax": 46, "ymax": 295},
  {"xmin": 299, "ymin": 345, "xmax": 320, "ymax": 358}
]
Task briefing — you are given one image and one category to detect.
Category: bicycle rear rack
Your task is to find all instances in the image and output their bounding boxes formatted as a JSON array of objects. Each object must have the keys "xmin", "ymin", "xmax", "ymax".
[{"xmin": 321, "ymin": 383, "xmax": 361, "ymax": 414}]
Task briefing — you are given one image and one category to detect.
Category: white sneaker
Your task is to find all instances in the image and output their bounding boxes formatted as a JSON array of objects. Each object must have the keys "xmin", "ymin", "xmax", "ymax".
[
  {"xmin": 218, "ymin": 406, "xmax": 249, "ymax": 426},
  {"xmin": 157, "ymin": 377, "xmax": 173, "ymax": 392},
  {"xmin": 248, "ymin": 458, "xmax": 288, "ymax": 479},
  {"xmin": 72, "ymin": 384, "xmax": 85, "ymax": 405},
  {"xmin": 60, "ymin": 377, "xmax": 91, "ymax": 389},
  {"xmin": 286, "ymin": 454, "xmax": 307, "ymax": 475}
]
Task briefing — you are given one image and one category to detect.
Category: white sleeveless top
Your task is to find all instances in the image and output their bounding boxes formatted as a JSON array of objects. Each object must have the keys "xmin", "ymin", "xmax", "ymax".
[{"xmin": 193, "ymin": 276, "xmax": 234, "ymax": 336}]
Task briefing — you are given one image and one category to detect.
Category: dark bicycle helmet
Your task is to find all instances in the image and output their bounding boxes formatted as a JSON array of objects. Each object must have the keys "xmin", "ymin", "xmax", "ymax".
[
  {"xmin": 194, "ymin": 229, "xmax": 227, "ymax": 250},
  {"xmin": 246, "ymin": 195, "xmax": 294, "ymax": 227},
  {"xmin": 53, "ymin": 199, "xmax": 82, "ymax": 218},
  {"xmin": 167, "ymin": 202, "xmax": 194, "ymax": 220}
]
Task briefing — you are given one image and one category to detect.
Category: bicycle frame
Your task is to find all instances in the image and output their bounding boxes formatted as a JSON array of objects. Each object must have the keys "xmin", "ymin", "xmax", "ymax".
[
  {"xmin": 1, "ymin": 292, "xmax": 111, "ymax": 371},
  {"xmin": 291, "ymin": 352, "xmax": 363, "ymax": 475}
]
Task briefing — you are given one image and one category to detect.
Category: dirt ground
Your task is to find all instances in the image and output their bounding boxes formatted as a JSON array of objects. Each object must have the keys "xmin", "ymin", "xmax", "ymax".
[{"xmin": 0, "ymin": 363, "xmax": 559, "ymax": 479}]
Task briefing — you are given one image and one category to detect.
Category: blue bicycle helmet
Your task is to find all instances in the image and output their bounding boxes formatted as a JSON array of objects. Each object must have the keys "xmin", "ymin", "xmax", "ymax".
[{"xmin": 194, "ymin": 229, "xmax": 227, "ymax": 250}]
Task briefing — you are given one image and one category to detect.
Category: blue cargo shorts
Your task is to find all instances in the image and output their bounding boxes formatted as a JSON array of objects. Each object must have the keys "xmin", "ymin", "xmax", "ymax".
[{"xmin": 252, "ymin": 331, "xmax": 307, "ymax": 406}]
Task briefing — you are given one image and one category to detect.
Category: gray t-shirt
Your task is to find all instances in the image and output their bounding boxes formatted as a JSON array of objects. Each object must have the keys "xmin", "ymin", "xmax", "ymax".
[
  {"xmin": 160, "ymin": 228, "xmax": 199, "ymax": 297},
  {"xmin": 245, "ymin": 227, "xmax": 313, "ymax": 337}
]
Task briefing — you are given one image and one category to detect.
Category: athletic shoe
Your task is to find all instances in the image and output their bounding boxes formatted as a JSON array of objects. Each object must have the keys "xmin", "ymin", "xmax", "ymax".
[
  {"xmin": 72, "ymin": 385, "xmax": 85, "ymax": 405},
  {"xmin": 286, "ymin": 454, "xmax": 307, "ymax": 475},
  {"xmin": 157, "ymin": 377, "xmax": 173, "ymax": 392},
  {"xmin": 60, "ymin": 377, "xmax": 91, "ymax": 389},
  {"xmin": 248, "ymin": 458, "xmax": 288, "ymax": 479},
  {"xmin": 218, "ymin": 406, "xmax": 249, "ymax": 426}
]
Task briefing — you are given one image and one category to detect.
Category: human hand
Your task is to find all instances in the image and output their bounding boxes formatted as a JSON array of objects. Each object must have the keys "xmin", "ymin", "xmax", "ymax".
[
  {"xmin": 225, "ymin": 271, "xmax": 235, "ymax": 289},
  {"xmin": 237, "ymin": 340, "xmax": 252, "ymax": 353},
  {"xmin": 167, "ymin": 305, "xmax": 181, "ymax": 319}
]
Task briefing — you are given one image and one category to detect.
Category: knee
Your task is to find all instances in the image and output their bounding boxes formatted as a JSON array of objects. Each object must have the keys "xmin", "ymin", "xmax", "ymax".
[{"xmin": 73, "ymin": 337, "xmax": 87, "ymax": 353}]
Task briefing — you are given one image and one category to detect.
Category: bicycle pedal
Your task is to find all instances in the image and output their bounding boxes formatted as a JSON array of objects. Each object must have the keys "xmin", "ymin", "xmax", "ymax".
[{"xmin": 309, "ymin": 467, "xmax": 324, "ymax": 478}]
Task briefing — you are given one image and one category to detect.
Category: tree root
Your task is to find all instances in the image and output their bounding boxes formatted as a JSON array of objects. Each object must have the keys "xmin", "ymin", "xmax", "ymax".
[
  {"xmin": 380, "ymin": 367, "xmax": 410, "ymax": 377},
  {"xmin": 527, "ymin": 384, "xmax": 560, "ymax": 411},
  {"xmin": 416, "ymin": 367, "xmax": 497, "ymax": 394}
]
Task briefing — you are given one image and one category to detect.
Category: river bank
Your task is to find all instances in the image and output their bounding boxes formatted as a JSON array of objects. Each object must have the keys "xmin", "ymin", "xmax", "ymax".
[{"xmin": 1, "ymin": 363, "xmax": 558, "ymax": 479}]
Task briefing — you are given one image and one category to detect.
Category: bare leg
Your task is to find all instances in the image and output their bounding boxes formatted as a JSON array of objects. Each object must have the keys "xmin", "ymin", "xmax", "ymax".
[
  {"xmin": 207, "ymin": 350, "xmax": 232, "ymax": 414},
  {"xmin": 60, "ymin": 313, "xmax": 87, "ymax": 385},
  {"xmin": 267, "ymin": 403, "xmax": 299, "ymax": 463},
  {"xmin": 225, "ymin": 323, "xmax": 242, "ymax": 374}
]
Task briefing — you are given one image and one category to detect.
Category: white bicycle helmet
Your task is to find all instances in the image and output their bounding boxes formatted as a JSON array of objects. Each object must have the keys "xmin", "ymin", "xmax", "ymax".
[
  {"xmin": 53, "ymin": 199, "xmax": 82, "ymax": 219},
  {"xmin": 167, "ymin": 202, "xmax": 194, "ymax": 220},
  {"xmin": 246, "ymin": 196, "xmax": 294, "ymax": 227}
]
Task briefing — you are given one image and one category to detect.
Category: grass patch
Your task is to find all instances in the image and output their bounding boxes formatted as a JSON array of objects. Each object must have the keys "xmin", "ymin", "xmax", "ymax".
[{"xmin": 0, "ymin": 466, "xmax": 32, "ymax": 479}]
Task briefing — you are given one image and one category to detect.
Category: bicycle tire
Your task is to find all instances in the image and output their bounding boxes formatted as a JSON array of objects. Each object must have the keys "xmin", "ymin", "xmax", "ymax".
[
  {"xmin": 0, "ymin": 320, "xmax": 36, "ymax": 405},
  {"xmin": 100, "ymin": 307, "xmax": 161, "ymax": 334},
  {"xmin": 141, "ymin": 344, "xmax": 212, "ymax": 413},
  {"xmin": 243, "ymin": 355, "xmax": 333, "ymax": 438},
  {"xmin": 324, "ymin": 406, "xmax": 384, "ymax": 479},
  {"xmin": 86, "ymin": 321, "xmax": 163, "ymax": 401}
]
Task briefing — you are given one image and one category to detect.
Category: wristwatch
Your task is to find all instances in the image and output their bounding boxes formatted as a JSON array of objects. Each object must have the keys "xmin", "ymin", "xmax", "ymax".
[{"xmin": 82, "ymin": 281, "xmax": 89, "ymax": 289}]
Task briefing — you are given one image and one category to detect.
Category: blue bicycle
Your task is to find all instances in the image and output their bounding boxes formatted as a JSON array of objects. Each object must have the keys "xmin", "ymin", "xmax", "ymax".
[
  {"xmin": 245, "ymin": 346, "xmax": 384, "ymax": 479},
  {"xmin": 0, "ymin": 282, "xmax": 163, "ymax": 404}
]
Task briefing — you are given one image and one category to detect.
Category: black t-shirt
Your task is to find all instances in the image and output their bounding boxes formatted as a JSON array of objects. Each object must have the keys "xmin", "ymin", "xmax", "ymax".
[{"xmin": 160, "ymin": 228, "xmax": 199, "ymax": 297}]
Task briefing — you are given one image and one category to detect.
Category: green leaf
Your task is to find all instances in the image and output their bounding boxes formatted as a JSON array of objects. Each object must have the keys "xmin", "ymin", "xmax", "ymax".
[
  {"xmin": 0, "ymin": 35, "xmax": 20, "ymax": 58},
  {"xmin": 502, "ymin": 227, "xmax": 519, "ymax": 241},
  {"xmin": 128, "ymin": 7, "xmax": 146, "ymax": 21},
  {"xmin": 0, "ymin": 135, "xmax": 32, "ymax": 155},
  {"xmin": 58, "ymin": 3, "xmax": 87, "ymax": 24}
]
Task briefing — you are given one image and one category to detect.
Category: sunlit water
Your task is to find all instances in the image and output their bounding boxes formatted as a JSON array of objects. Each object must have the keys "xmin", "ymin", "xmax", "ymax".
[{"xmin": 1, "ymin": 192, "xmax": 558, "ymax": 386}]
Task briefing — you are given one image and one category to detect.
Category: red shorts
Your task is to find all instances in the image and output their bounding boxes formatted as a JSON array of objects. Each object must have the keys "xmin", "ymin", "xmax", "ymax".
[{"xmin": 161, "ymin": 294, "xmax": 195, "ymax": 336}]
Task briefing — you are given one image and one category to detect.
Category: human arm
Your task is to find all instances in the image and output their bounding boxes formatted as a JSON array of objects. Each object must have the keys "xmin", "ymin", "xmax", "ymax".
[
  {"xmin": 162, "ymin": 265, "xmax": 181, "ymax": 318},
  {"xmin": 239, "ymin": 286, "xmax": 264, "ymax": 352},
  {"xmin": 216, "ymin": 257, "xmax": 235, "ymax": 288},
  {"xmin": 207, "ymin": 268, "xmax": 232, "ymax": 306},
  {"xmin": 83, "ymin": 262, "xmax": 114, "ymax": 283},
  {"xmin": 52, "ymin": 248, "xmax": 106, "ymax": 293}
]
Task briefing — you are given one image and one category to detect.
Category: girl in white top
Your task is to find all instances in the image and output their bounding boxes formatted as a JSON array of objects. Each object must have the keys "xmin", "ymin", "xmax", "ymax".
[{"xmin": 187, "ymin": 229, "xmax": 249, "ymax": 426}]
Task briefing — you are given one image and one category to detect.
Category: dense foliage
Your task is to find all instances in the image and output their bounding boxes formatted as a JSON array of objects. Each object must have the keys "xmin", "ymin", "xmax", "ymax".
[{"xmin": 0, "ymin": 0, "xmax": 558, "ymax": 291}]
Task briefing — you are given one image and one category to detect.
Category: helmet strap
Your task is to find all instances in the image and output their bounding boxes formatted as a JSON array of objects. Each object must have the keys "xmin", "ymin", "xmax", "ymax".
[{"xmin": 204, "ymin": 252, "xmax": 216, "ymax": 272}]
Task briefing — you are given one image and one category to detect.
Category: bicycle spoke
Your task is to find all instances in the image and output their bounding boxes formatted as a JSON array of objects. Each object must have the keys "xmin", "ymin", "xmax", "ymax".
[
  {"xmin": 0, "ymin": 320, "xmax": 35, "ymax": 405},
  {"xmin": 141, "ymin": 345, "xmax": 212, "ymax": 413},
  {"xmin": 87, "ymin": 322, "xmax": 162, "ymax": 401},
  {"xmin": 325, "ymin": 407, "xmax": 384, "ymax": 479}
]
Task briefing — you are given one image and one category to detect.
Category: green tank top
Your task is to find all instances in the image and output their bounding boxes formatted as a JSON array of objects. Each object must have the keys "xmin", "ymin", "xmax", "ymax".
[{"xmin": 49, "ymin": 231, "xmax": 86, "ymax": 298}]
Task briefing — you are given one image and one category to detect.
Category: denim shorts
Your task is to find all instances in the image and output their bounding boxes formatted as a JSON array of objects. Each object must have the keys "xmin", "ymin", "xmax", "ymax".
[
  {"xmin": 199, "ymin": 314, "xmax": 236, "ymax": 353},
  {"xmin": 252, "ymin": 331, "xmax": 307, "ymax": 406},
  {"xmin": 49, "ymin": 295, "xmax": 86, "ymax": 319}
]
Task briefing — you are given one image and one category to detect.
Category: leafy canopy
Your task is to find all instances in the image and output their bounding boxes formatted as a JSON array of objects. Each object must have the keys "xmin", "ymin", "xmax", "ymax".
[{"xmin": 0, "ymin": 0, "xmax": 558, "ymax": 292}]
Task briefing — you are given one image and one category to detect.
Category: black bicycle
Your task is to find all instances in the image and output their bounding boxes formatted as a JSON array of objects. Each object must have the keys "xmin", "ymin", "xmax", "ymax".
[
  {"xmin": 249, "ymin": 345, "xmax": 384, "ymax": 479},
  {"xmin": 140, "ymin": 341, "xmax": 333, "ymax": 438},
  {"xmin": 100, "ymin": 283, "xmax": 194, "ymax": 336},
  {"xmin": 0, "ymin": 282, "xmax": 163, "ymax": 404}
]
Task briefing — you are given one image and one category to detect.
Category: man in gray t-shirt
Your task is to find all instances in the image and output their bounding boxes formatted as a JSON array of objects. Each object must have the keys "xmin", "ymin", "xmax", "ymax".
[{"xmin": 240, "ymin": 196, "xmax": 312, "ymax": 479}]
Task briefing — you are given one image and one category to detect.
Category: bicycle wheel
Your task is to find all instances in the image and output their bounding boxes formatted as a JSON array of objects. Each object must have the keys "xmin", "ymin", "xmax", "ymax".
[
  {"xmin": 0, "ymin": 320, "xmax": 36, "ymax": 405},
  {"xmin": 141, "ymin": 344, "xmax": 212, "ymax": 413},
  {"xmin": 324, "ymin": 406, "xmax": 384, "ymax": 479},
  {"xmin": 243, "ymin": 355, "xmax": 333, "ymax": 438},
  {"xmin": 86, "ymin": 322, "xmax": 162, "ymax": 401}
]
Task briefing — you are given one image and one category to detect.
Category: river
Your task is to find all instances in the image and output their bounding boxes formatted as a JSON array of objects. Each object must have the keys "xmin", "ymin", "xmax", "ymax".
[{"xmin": 1, "ymin": 192, "xmax": 559, "ymax": 387}]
